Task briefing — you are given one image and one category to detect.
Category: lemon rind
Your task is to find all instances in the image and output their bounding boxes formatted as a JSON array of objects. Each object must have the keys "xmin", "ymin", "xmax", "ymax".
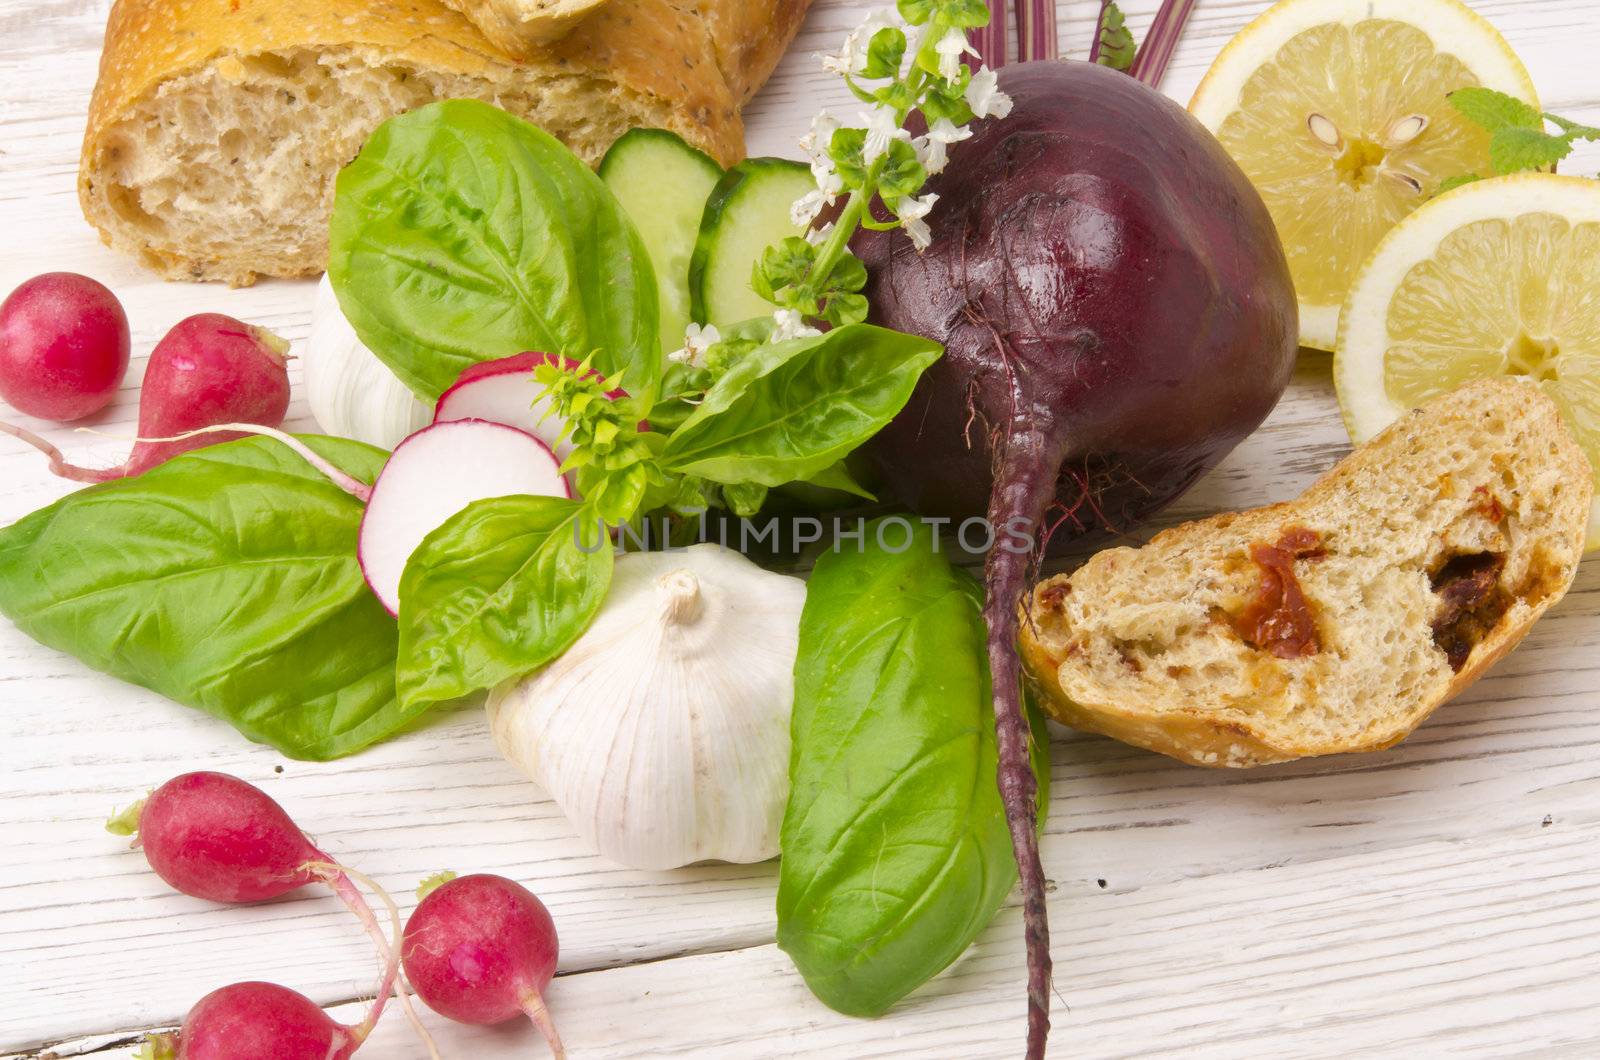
[{"xmin": 1334, "ymin": 172, "xmax": 1600, "ymax": 550}]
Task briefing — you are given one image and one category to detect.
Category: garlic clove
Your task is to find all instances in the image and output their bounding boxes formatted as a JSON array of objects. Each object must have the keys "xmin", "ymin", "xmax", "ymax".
[
  {"xmin": 487, "ymin": 545, "xmax": 805, "ymax": 871},
  {"xmin": 304, "ymin": 276, "xmax": 432, "ymax": 449}
]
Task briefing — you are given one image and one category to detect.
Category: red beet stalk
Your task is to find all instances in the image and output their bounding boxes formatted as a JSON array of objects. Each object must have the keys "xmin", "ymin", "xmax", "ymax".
[
  {"xmin": 972, "ymin": 0, "xmax": 1009, "ymax": 68},
  {"xmin": 1128, "ymin": 0, "xmax": 1200, "ymax": 86},
  {"xmin": 1015, "ymin": 0, "xmax": 1058, "ymax": 61}
]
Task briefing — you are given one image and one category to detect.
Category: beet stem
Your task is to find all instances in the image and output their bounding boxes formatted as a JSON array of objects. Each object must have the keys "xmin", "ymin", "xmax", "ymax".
[
  {"xmin": 1015, "ymin": 0, "xmax": 1058, "ymax": 62},
  {"xmin": 0, "ymin": 419, "xmax": 121, "ymax": 483},
  {"xmin": 984, "ymin": 446, "xmax": 1062, "ymax": 1060},
  {"xmin": 520, "ymin": 990, "xmax": 568, "ymax": 1060},
  {"xmin": 310, "ymin": 861, "xmax": 440, "ymax": 1058},
  {"xmin": 972, "ymin": 1, "xmax": 1009, "ymax": 68},
  {"xmin": 1128, "ymin": 0, "xmax": 1199, "ymax": 87}
]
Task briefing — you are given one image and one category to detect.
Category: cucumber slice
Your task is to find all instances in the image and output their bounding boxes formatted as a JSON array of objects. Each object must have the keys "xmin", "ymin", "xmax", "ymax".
[
  {"xmin": 600, "ymin": 129, "xmax": 723, "ymax": 355},
  {"xmin": 689, "ymin": 158, "xmax": 814, "ymax": 328}
]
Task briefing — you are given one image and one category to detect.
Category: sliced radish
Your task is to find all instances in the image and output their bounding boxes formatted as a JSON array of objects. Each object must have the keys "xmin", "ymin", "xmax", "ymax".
[
  {"xmin": 358, "ymin": 419, "xmax": 572, "ymax": 615},
  {"xmin": 434, "ymin": 353, "xmax": 624, "ymax": 463}
]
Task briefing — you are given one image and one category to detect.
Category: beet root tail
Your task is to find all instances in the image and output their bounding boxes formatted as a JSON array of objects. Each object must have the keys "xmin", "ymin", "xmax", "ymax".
[{"xmin": 985, "ymin": 457, "xmax": 1060, "ymax": 1059}]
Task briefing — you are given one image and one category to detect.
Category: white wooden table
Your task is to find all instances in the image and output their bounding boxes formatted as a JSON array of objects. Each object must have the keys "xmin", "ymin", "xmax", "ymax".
[{"xmin": 2, "ymin": 1, "xmax": 1598, "ymax": 1056}]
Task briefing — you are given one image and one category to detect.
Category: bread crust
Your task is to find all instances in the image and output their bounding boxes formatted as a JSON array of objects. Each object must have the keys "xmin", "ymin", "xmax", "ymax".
[
  {"xmin": 442, "ymin": 0, "xmax": 613, "ymax": 52},
  {"xmin": 79, "ymin": 0, "xmax": 812, "ymax": 283},
  {"xmin": 1020, "ymin": 380, "xmax": 1593, "ymax": 769}
]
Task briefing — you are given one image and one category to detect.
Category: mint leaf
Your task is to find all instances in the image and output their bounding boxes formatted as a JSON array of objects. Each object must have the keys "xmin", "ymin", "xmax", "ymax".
[
  {"xmin": 1490, "ymin": 126, "xmax": 1575, "ymax": 175},
  {"xmin": 1449, "ymin": 87, "xmax": 1542, "ymax": 133},
  {"xmin": 1545, "ymin": 113, "xmax": 1600, "ymax": 139},
  {"xmin": 1094, "ymin": 3, "xmax": 1137, "ymax": 72}
]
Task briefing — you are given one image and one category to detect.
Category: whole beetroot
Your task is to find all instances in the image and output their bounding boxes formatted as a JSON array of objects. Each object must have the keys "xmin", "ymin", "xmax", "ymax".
[{"xmin": 853, "ymin": 61, "xmax": 1298, "ymax": 1055}]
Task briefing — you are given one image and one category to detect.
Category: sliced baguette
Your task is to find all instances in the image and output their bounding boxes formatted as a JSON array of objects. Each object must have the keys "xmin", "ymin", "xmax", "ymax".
[
  {"xmin": 79, "ymin": 0, "xmax": 810, "ymax": 285},
  {"xmin": 441, "ymin": 0, "xmax": 613, "ymax": 52},
  {"xmin": 1019, "ymin": 380, "xmax": 1592, "ymax": 768}
]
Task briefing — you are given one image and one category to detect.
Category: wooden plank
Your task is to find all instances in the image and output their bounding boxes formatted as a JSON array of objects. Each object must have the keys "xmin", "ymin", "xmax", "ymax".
[
  {"xmin": 1, "ymin": 0, "xmax": 1598, "ymax": 1054},
  {"xmin": 15, "ymin": 826, "xmax": 1600, "ymax": 1058}
]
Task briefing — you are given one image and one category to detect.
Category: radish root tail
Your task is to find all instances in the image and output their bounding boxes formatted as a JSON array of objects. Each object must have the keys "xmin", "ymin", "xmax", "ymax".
[
  {"xmin": 520, "ymin": 990, "xmax": 568, "ymax": 1060},
  {"xmin": 0, "ymin": 420, "xmax": 120, "ymax": 483},
  {"xmin": 985, "ymin": 444, "xmax": 1061, "ymax": 1060},
  {"xmin": 83, "ymin": 424, "xmax": 374, "ymax": 502},
  {"xmin": 307, "ymin": 861, "xmax": 440, "ymax": 1059}
]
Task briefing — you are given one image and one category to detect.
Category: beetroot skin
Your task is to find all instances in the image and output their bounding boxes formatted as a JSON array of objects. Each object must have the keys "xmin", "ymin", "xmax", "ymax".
[
  {"xmin": 853, "ymin": 62, "xmax": 1298, "ymax": 1056},
  {"xmin": 856, "ymin": 62, "xmax": 1297, "ymax": 531}
]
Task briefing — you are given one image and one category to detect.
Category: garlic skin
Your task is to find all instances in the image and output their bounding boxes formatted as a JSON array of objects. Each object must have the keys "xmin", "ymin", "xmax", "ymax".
[
  {"xmin": 304, "ymin": 276, "xmax": 431, "ymax": 448},
  {"xmin": 487, "ymin": 545, "xmax": 806, "ymax": 871}
]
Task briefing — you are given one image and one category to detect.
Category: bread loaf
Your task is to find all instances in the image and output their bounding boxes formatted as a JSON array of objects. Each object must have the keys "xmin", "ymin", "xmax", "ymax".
[
  {"xmin": 1020, "ymin": 380, "xmax": 1592, "ymax": 768},
  {"xmin": 79, "ymin": 0, "xmax": 811, "ymax": 285}
]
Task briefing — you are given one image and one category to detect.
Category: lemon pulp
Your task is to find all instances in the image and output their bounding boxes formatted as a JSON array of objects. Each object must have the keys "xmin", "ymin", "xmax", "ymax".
[
  {"xmin": 1214, "ymin": 20, "xmax": 1493, "ymax": 318},
  {"xmin": 1382, "ymin": 212, "xmax": 1600, "ymax": 499}
]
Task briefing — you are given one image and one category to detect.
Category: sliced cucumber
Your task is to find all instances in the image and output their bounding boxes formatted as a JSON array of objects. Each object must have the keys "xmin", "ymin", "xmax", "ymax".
[
  {"xmin": 689, "ymin": 158, "xmax": 814, "ymax": 328},
  {"xmin": 600, "ymin": 129, "xmax": 723, "ymax": 355}
]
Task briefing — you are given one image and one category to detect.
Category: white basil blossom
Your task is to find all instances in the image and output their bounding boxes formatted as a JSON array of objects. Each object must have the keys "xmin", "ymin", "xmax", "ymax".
[
  {"xmin": 818, "ymin": 7, "xmax": 903, "ymax": 76},
  {"xmin": 934, "ymin": 26, "xmax": 978, "ymax": 82},
  {"xmin": 916, "ymin": 117, "xmax": 973, "ymax": 176},
  {"xmin": 791, "ymin": 187, "xmax": 832, "ymax": 228},
  {"xmin": 894, "ymin": 192, "xmax": 940, "ymax": 251},
  {"xmin": 668, "ymin": 322, "xmax": 720, "ymax": 367},
  {"xmin": 861, "ymin": 104, "xmax": 910, "ymax": 165},
  {"xmin": 806, "ymin": 221, "xmax": 836, "ymax": 248},
  {"xmin": 966, "ymin": 67, "xmax": 1013, "ymax": 120},
  {"xmin": 772, "ymin": 308, "xmax": 823, "ymax": 343}
]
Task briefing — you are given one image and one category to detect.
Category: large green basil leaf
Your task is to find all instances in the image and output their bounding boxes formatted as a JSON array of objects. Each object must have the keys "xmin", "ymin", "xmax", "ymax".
[
  {"xmin": 0, "ymin": 437, "xmax": 409, "ymax": 761},
  {"xmin": 777, "ymin": 519, "xmax": 1045, "ymax": 1017},
  {"xmin": 329, "ymin": 99, "xmax": 661, "ymax": 403},
  {"xmin": 660, "ymin": 325, "xmax": 940, "ymax": 487},
  {"xmin": 397, "ymin": 495, "xmax": 612, "ymax": 712}
]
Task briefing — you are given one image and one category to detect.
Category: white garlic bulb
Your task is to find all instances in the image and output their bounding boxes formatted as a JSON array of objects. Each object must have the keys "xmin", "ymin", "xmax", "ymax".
[
  {"xmin": 304, "ymin": 275, "xmax": 432, "ymax": 448},
  {"xmin": 487, "ymin": 545, "xmax": 806, "ymax": 871}
]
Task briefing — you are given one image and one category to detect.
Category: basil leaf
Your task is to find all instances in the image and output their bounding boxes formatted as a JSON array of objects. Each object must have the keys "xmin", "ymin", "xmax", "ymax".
[
  {"xmin": 329, "ymin": 99, "xmax": 661, "ymax": 403},
  {"xmin": 397, "ymin": 495, "xmax": 612, "ymax": 711},
  {"xmin": 0, "ymin": 437, "xmax": 408, "ymax": 761},
  {"xmin": 777, "ymin": 519, "xmax": 1043, "ymax": 1016},
  {"xmin": 661, "ymin": 324, "xmax": 940, "ymax": 487}
]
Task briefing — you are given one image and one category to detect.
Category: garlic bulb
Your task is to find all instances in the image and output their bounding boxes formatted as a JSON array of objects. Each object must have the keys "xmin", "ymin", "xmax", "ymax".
[
  {"xmin": 487, "ymin": 545, "xmax": 806, "ymax": 870},
  {"xmin": 304, "ymin": 275, "xmax": 431, "ymax": 448}
]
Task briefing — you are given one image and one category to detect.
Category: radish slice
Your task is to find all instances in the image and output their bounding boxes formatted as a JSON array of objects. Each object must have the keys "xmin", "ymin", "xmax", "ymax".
[
  {"xmin": 358, "ymin": 419, "xmax": 572, "ymax": 615},
  {"xmin": 434, "ymin": 353, "xmax": 624, "ymax": 463}
]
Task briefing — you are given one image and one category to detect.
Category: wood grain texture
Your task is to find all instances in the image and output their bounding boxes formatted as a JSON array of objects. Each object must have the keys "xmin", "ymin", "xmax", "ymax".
[{"xmin": 2, "ymin": 0, "xmax": 1598, "ymax": 1056}]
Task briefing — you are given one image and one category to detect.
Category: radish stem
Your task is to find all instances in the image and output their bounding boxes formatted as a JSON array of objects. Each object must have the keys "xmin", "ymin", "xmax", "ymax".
[
  {"xmin": 308, "ymin": 861, "xmax": 440, "ymax": 1058},
  {"xmin": 85, "ymin": 423, "xmax": 374, "ymax": 502},
  {"xmin": 1128, "ymin": 0, "xmax": 1199, "ymax": 86},
  {"xmin": 972, "ymin": 0, "xmax": 1008, "ymax": 68},
  {"xmin": 520, "ymin": 990, "xmax": 568, "ymax": 1060}
]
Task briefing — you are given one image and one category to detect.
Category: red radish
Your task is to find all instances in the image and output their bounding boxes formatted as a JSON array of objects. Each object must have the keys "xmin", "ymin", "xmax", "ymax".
[
  {"xmin": 434, "ymin": 352, "xmax": 626, "ymax": 463},
  {"xmin": 110, "ymin": 773, "xmax": 438, "ymax": 1056},
  {"xmin": 403, "ymin": 872, "xmax": 565, "ymax": 1057},
  {"xmin": 0, "ymin": 313, "xmax": 289, "ymax": 482},
  {"xmin": 0, "ymin": 272, "xmax": 130, "ymax": 421},
  {"xmin": 357, "ymin": 419, "xmax": 572, "ymax": 615},
  {"xmin": 143, "ymin": 981, "xmax": 368, "ymax": 1060}
]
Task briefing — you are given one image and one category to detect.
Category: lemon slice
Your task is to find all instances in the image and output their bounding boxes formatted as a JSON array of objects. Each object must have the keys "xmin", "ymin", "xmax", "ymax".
[
  {"xmin": 1190, "ymin": 0, "xmax": 1536, "ymax": 350},
  {"xmin": 1337, "ymin": 173, "xmax": 1600, "ymax": 549}
]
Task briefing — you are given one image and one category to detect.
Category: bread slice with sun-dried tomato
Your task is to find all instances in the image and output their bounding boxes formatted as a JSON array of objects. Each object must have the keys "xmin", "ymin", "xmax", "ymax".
[{"xmin": 1019, "ymin": 379, "xmax": 1592, "ymax": 768}]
